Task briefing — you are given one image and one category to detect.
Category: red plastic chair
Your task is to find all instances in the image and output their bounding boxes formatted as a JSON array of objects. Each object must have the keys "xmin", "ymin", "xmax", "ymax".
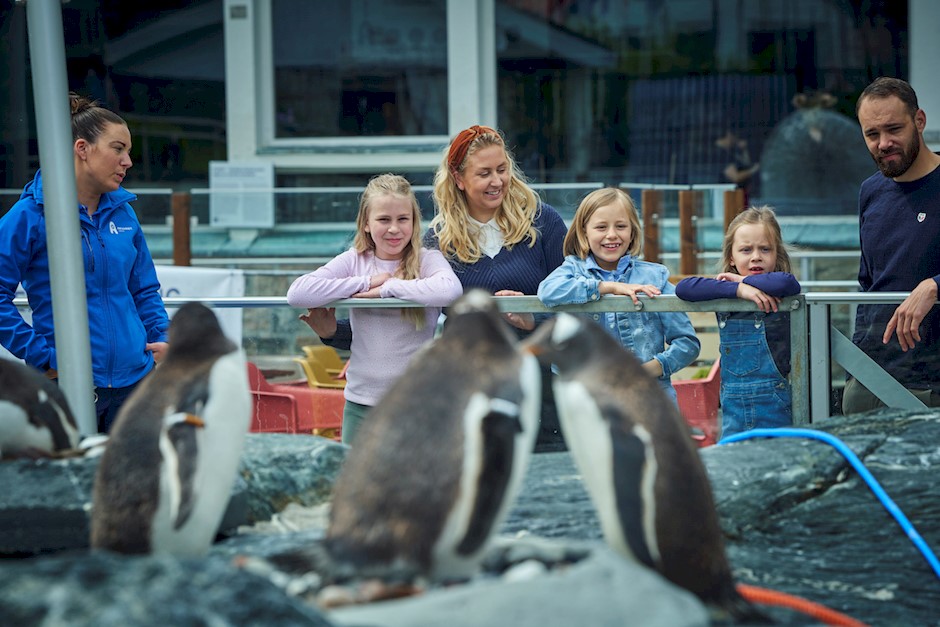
[
  {"xmin": 673, "ymin": 357, "xmax": 721, "ymax": 447},
  {"xmin": 246, "ymin": 362, "xmax": 343, "ymax": 440}
]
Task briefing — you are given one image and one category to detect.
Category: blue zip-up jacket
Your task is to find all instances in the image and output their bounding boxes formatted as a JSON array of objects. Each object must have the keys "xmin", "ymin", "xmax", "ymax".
[
  {"xmin": 0, "ymin": 170, "xmax": 169, "ymax": 387},
  {"xmin": 538, "ymin": 253, "xmax": 701, "ymax": 398}
]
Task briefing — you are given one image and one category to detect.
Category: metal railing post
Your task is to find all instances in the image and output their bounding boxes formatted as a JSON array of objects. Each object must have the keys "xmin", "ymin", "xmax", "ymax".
[
  {"xmin": 789, "ymin": 295, "xmax": 809, "ymax": 425},
  {"xmin": 809, "ymin": 302, "xmax": 832, "ymax": 421}
]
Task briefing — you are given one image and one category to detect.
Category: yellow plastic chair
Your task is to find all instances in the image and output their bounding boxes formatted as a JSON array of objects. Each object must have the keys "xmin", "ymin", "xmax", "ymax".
[
  {"xmin": 302, "ymin": 345, "xmax": 345, "ymax": 376},
  {"xmin": 293, "ymin": 356, "xmax": 346, "ymax": 389}
]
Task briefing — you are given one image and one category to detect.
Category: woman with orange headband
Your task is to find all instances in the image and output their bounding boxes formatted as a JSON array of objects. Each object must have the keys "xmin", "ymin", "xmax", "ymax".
[
  {"xmin": 424, "ymin": 125, "xmax": 567, "ymax": 331},
  {"xmin": 307, "ymin": 125, "xmax": 568, "ymax": 448}
]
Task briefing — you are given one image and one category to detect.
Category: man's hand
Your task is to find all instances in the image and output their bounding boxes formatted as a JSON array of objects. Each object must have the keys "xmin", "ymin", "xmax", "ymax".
[
  {"xmin": 299, "ymin": 308, "xmax": 337, "ymax": 339},
  {"xmin": 884, "ymin": 278, "xmax": 939, "ymax": 351}
]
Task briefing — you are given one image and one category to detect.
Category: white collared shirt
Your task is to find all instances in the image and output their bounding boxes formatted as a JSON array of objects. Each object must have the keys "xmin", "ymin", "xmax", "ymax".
[{"xmin": 469, "ymin": 216, "xmax": 505, "ymax": 259}]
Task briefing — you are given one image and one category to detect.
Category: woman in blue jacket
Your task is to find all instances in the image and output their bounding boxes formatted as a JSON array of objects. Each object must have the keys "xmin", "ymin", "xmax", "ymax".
[
  {"xmin": 0, "ymin": 93, "xmax": 169, "ymax": 433},
  {"xmin": 538, "ymin": 187, "xmax": 700, "ymax": 403}
]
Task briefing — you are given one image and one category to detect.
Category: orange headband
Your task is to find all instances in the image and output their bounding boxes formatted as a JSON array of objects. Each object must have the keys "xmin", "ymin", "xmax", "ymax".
[{"xmin": 447, "ymin": 125, "xmax": 498, "ymax": 173}]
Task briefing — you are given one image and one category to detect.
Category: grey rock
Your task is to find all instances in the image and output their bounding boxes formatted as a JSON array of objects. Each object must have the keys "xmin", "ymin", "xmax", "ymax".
[
  {"xmin": 0, "ymin": 551, "xmax": 333, "ymax": 626},
  {"xmin": 0, "ymin": 432, "xmax": 345, "ymax": 555},
  {"xmin": 0, "ymin": 455, "xmax": 97, "ymax": 555},
  {"xmin": 328, "ymin": 544, "xmax": 709, "ymax": 627},
  {"xmin": 3, "ymin": 410, "xmax": 940, "ymax": 626},
  {"xmin": 705, "ymin": 410, "xmax": 940, "ymax": 626},
  {"xmin": 237, "ymin": 433, "xmax": 346, "ymax": 523}
]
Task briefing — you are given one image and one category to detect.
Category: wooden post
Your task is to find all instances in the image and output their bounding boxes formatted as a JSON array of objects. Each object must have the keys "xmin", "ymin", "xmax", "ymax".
[
  {"xmin": 723, "ymin": 188, "xmax": 746, "ymax": 232},
  {"xmin": 641, "ymin": 189, "xmax": 661, "ymax": 264},
  {"xmin": 678, "ymin": 189, "xmax": 697, "ymax": 276},
  {"xmin": 171, "ymin": 191, "xmax": 192, "ymax": 266}
]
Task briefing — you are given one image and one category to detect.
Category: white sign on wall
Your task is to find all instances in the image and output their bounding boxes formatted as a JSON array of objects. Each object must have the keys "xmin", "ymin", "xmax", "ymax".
[
  {"xmin": 156, "ymin": 265, "xmax": 246, "ymax": 345},
  {"xmin": 209, "ymin": 161, "xmax": 275, "ymax": 228}
]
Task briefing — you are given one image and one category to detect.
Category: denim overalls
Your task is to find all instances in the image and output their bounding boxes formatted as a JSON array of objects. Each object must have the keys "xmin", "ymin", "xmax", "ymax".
[{"xmin": 717, "ymin": 311, "xmax": 792, "ymax": 440}]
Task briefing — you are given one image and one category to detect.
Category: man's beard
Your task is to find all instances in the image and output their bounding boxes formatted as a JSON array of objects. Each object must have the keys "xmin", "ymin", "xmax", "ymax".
[{"xmin": 874, "ymin": 131, "xmax": 920, "ymax": 178}]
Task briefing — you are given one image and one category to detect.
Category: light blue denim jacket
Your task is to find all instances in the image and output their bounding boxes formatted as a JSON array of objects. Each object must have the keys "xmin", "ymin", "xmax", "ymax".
[{"xmin": 538, "ymin": 254, "xmax": 700, "ymax": 400}]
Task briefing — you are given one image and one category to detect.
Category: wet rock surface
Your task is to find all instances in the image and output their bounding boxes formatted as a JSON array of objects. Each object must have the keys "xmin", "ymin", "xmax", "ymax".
[{"xmin": 1, "ymin": 409, "xmax": 939, "ymax": 625}]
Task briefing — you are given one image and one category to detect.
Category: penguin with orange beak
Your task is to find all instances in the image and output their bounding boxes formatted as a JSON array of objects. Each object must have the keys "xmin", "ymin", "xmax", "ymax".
[
  {"xmin": 91, "ymin": 302, "xmax": 250, "ymax": 556},
  {"xmin": 523, "ymin": 313, "xmax": 768, "ymax": 623}
]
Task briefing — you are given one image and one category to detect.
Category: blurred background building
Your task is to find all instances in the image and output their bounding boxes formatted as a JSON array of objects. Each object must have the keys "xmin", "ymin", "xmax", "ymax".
[
  {"xmin": 0, "ymin": 0, "xmax": 935, "ymax": 227},
  {"xmin": 0, "ymin": 0, "xmax": 934, "ymax": 393}
]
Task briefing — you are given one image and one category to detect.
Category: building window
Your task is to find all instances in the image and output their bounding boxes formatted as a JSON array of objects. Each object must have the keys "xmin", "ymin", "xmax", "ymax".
[{"xmin": 271, "ymin": 0, "xmax": 447, "ymax": 139}]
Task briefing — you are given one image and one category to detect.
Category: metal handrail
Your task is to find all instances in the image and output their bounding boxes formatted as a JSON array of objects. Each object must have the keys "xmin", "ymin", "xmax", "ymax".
[{"xmin": 13, "ymin": 291, "xmax": 932, "ymax": 424}]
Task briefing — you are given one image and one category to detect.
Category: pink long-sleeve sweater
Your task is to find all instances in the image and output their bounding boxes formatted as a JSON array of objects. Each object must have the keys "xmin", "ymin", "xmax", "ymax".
[{"xmin": 286, "ymin": 248, "xmax": 463, "ymax": 406}]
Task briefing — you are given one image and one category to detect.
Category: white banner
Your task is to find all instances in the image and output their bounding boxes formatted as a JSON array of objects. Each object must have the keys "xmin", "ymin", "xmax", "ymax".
[
  {"xmin": 156, "ymin": 265, "xmax": 245, "ymax": 345},
  {"xmin": 0, "ymin": 267, "xmax": 245, "ymax": 363}
]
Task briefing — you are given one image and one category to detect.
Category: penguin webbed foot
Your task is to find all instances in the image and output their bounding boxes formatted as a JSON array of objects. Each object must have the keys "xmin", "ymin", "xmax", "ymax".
[
  {"xmin": 1, "ymin": 445, "xmax": 58, "ymax": 461},
  {"xmin": 266, "ymin": 541, "xmax": 422, "ymax": 587},
  {"xmin": 243, "ymin": 543, "xmax": 425, "ymax": 609},
  {"xmin": 316, "ymin": 579, "xmax": 424, "ymax": 609}
]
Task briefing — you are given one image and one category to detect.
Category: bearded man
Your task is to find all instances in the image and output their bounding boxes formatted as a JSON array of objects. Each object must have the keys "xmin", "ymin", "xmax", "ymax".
[{"xmin": 843, "ymin": 77, "xmax": 940, "ymax": 413}]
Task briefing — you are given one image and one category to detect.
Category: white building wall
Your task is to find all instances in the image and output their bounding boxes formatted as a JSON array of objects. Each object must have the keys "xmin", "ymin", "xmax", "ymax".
[{"xmin": 910, "ymin": 0, "xmax": 940, "ymax": 149}]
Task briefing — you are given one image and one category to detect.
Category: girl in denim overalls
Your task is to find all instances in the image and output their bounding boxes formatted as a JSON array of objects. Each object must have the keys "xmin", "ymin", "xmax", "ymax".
[
  {"xmin": 676, "ymin": 206, "xmax": 801, "ymax": 440},
  {"xmin": 538, "ymin": 187, "xmax": 700, "ymax": 403}
]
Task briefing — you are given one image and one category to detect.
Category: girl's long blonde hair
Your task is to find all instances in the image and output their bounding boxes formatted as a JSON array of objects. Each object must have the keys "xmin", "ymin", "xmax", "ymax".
[
  {"xmin": 429, "ymin": 129, "xmax": 541, "ymax": 264},
  {"xmin": 353, "ymin": 173, "xmax": 426, "ymax": 329},
  {"xmin": 720, "ymin": 205, "xmax": 792, "ymax": 274},
  {"xmin": 564, "ymin": 188, "xmax": 642, "ymax": 259}
]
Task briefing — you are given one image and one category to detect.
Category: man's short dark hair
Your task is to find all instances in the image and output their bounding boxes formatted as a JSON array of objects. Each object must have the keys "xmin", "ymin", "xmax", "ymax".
[{"xmin": 857, "ymin": 77, "xmax": 919, "ymax": 118}]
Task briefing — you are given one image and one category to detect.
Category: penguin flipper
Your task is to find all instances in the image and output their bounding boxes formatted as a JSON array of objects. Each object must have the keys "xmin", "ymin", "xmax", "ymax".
[
  {"xmin": 604, "ymin": 405, "xmax": 659, "ymax": 570},
  {"xmin": 30, "ymin": 387, "xmax": 79, "ymax": 451},
  {"xmin": 456, "ymin": 396, "xmax": 522, "ymax": 556},
  {"xmin": 175, "ymin": 375, "xmax": 210, "ymax": 416},
  {"xmin": 161, "ymin": 414, "xmax": 203, "ymax": 529}
]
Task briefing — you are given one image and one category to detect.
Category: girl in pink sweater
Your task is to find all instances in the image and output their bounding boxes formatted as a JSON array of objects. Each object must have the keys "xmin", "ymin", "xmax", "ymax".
[{"xmin": 287, "ymin": 174, "xmax": 463, "ymax": 444}]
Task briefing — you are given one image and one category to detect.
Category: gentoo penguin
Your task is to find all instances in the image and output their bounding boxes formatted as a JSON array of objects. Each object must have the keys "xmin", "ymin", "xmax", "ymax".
[
  {"xmin": 523, "ymin": 313, "xmax": 767, "ymax": 623},
  {"xmin": 90, "ymin": 302, "xmax": 251, "ymax": 556},
  {"xmin": 323, "ymin": 289, "xmax": 541, "ymax": 583},
  {"xmin": 0, "ymin": 358, "xmax": 80, "ymax": 459}
]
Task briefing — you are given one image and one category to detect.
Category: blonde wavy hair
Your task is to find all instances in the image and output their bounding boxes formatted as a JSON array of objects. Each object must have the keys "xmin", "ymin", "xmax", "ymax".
[
  {"xmin": 353, "ymin": 173, "xmax": 426, "ymax": 329},
  {"xmin": 720, "ymin": 205, "xmax": 793, "ymax": 274},
  {"xmin": 564, "ymin": 188, "xmax": 642, "ymax": 259},
  {"xmin": 429, "ymin": 129, "xmax": 541, "ymax": 264}
]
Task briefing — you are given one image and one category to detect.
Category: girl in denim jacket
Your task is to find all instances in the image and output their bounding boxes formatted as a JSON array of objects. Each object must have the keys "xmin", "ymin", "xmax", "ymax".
[
  {"xmin": 675, "ymin": 206, "xmax": 801, "ymax": 440},
  {"xmin": 538, "ymin": 188, "xmax": 700, "ymax": 402}
]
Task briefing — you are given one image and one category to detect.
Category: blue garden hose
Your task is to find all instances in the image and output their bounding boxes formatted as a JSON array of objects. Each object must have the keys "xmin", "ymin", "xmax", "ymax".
[{"xmin": 718, "ymin": 427, "xmax": 940, "ymax": 581}]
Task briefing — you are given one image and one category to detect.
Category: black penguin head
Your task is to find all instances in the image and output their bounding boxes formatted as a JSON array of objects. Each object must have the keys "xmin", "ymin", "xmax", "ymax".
[
  {"xmin": 442, "ymin": 290, "xmax": 517, "ymax": 347},
  {"xmin": 166, "ymin": 302, "xmax": 237, "ymax": 361},
  {"xmin": 522, "ymin": 313, "xmax": 606, "ymax": 375},
  {"xmin": 450, "ymin": 289, "xmax": 501, "ymax": 318}
]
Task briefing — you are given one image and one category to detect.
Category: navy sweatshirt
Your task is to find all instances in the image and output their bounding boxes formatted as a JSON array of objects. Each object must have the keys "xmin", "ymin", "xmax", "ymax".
[{"xmin": 853, "ymin": 165, "xmax": 940, "ymax": 388}]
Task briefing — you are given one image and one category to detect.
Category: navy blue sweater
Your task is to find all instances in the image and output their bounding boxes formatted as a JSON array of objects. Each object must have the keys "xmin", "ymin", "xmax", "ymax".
[{"xmin": 853, "ymin": 165, "xmax": 940, "ymax": 388}]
